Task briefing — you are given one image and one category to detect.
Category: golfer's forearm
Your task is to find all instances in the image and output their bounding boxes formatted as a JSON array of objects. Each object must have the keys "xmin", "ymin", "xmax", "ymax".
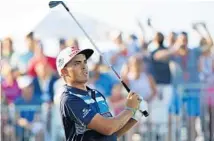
[
  {"xmin": 110, "ymin": 110, "xmax": 133, "ymax": 134},
  {"xmin": 116, "ymin": 118, "xmax": 138, "ymax": 137}
]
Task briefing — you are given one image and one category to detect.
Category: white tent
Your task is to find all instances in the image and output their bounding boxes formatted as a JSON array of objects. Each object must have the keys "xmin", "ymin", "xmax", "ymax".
[{"xmin": 33, "ymin": 4, "xmax": 116, "ymax": 40}]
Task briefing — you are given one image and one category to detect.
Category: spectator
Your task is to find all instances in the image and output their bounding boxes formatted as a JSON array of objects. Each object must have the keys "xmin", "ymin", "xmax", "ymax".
[
  {"xmin": 150, "ymin": 32, "xmax": 172, "ymax": 85},
  {"xmin": 52, "ymin": 76, "xmax": 66, "ymax": 141},
  {"xmin": 148, "ymin": 32, "xmax": 174, "ymax": 140},
  {"xmin": 121, "ymin": 55, "xmax": 157, "ymax": 141},
  {"xmin": 109, "ymin": 83, "xmax": 126, "ymax": 116},
  {"xmin": 121, "ymin": 56, "xmax": 157, "ymax": 102},
  {"xmin": 33, "ymin": 60, "xmax": 58, "ymax": 103},
  {"xmin": 166, "ymin": 32, "xmax": 177, "ymax": 48},
  {"xmin": 106, "ymin": 30, "xmax": 129, "ymax": 73},
  {"xmin": 27, "ymin": 40, "xmax": 46, "ymax": 77},
  {"xmin": 1, "ymin": 37, "xmax": 14, "ymax": 64},
  {"xmin": 199, "ymin": 53, "xmax": 214, "ymax": 83},
  {"xmin": 11, "ymin": 32, "xmax": 36, "ymax": 74},
  {"xmin": 127, "ymin": 34, "xmax": 140, "ymax": 56},
  {"xmin": 59, "ymin": 38, "xmax": 66, "ymax": 51},
  {"xmin": 1, "ymin": 89, "xmax": 16, "ymax": 141},
  {"xmin": 15, "ymin": 75, "xmax": 43, "ymax": 141},
  {"xmin": 66, "ymin": 38, "xmax": 79, "ymax": 48},
  {"xmin": 88, "ymin": 59, "xmax": 116, "ymax": 98},
  {"xmin": 192, "ymin": 23, "xmax": 214, "ymax": 83},
  {"xmin": 1, "ymin": 63, "xmax": 21, "ymax": 104},
  {"xmin": 27, "ymin": 40, "xmax": 57, "ymax": 77},
  {"xmin": 193, "ymin": 23, "xmax": 214, "ymax": 141}
]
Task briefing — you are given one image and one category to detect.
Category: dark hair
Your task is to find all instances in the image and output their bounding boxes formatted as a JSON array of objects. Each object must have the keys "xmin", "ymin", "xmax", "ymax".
[
  {"xmin": 180, "ymin": 31, "xmax": 188, "ymax": 37},
  {"xmin": 180, "ymin": 31, "xmax": 188, "ymax": 41},
  {"xmin": 157, "ymin": 32, "xmax": 164, "ymax": 45},
  {"xmin": 26, "ymin": 32, "xmax": 34, "ymax": 39},
  {"xmin": 59, "ymin": 38, "xmax": 66, "ymax": 45},
  {"xmin": 130, "ymin": 34, "xmax": 138, "ymax": 40}
]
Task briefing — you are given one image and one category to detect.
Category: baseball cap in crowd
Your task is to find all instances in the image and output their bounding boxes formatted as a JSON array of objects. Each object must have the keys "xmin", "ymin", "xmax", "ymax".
[
  {"xmin": 17, "ymin": 75, "xmax": 33, "ymax": 89},
  {"xmin": 56, "ymin": 46, "xmax": 94, "ymax": 76}
]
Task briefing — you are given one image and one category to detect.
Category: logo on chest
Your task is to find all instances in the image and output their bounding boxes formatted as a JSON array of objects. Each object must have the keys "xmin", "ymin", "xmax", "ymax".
[{"xmin": 82, "ymin": 108, "xmax": 91, "ymax": 118}]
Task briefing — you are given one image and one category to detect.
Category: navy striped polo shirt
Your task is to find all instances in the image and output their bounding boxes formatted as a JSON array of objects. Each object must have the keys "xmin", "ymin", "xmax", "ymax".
[{"xmin": 60, "ymin": 85, "xmax": 117, "ymax": 141}]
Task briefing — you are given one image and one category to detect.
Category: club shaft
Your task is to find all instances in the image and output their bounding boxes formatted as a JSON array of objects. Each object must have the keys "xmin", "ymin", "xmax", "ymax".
[{"xmin": 68, "ymin": 12, "xmax": 131, "ymax": 91}]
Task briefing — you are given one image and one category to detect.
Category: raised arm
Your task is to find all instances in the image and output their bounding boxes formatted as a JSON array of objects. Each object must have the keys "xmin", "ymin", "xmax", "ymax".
[
  {"xmin": 147, "ymin": 18, "xmax": 157, "ymax": 35},
  {"xmin": 193, "ymin": 23, "xmax": 213, "ymax": 50},
  {"xmin": 153, "ymin": 43, "xmax": 180, "ymax": 61},
  {"xmin": 202, "ymin": 23, "xmax": 213, "ymax": 48},
  {"xmin": 137, "ymin": 19, "xmax": 146, "ymax": 41},
  {"xmin": 87, "ymin": 92, "xmax": 140, "ymax": 135}
]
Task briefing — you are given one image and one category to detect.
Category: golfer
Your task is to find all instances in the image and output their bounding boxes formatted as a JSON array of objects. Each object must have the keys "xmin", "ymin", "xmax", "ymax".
[{"xmin": 56, "ymin": 46, "xmax": 142, "ymax": 141}]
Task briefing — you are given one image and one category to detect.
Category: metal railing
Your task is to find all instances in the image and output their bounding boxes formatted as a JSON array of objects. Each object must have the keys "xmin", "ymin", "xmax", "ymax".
[{"xmin": 1, "ymin": 83, "xmax": 214, "ymax": 141}]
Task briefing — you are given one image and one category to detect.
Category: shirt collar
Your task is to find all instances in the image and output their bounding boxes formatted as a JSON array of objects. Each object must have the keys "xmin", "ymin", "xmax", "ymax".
[{"xmin": 64, "ymin": 84, "xmax": 91, "ymax": 95}]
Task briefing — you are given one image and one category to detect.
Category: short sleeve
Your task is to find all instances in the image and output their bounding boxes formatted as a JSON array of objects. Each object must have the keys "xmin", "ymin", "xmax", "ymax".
[{"xmin": 64, "ymin": 97, "xmax": 97, "ymax": 126}]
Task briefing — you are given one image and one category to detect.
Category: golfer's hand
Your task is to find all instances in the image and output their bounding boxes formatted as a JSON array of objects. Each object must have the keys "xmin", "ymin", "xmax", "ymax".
[{"xmin": 126, "ymin": 92, "xmax": 140, "ymax": 109}]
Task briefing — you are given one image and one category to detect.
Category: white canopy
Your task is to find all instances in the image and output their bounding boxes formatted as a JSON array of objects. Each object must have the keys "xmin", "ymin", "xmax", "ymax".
[{"xmin": 1, "ymin": 0, "xmax": 214, "ymax": 54}]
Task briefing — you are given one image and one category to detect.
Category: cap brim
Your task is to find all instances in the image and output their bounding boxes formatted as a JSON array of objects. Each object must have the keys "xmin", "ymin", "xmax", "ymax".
[
  {"xmin": 77, "ymin": 49, "xmax": 94, "ymax": 60},
  {"xmin": 59, "ymin": 48, "xmax": 94, "ymax": 74}
]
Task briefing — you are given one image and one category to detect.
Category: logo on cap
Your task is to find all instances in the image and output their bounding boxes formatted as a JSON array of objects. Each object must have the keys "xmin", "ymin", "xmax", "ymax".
[
  {"xmin": 58, "ymin": 58, "xmax": 64, "ymax": 68},
  {"xmin": 69, "ymin": 46, "xmax": 80, "ymax": 57}
]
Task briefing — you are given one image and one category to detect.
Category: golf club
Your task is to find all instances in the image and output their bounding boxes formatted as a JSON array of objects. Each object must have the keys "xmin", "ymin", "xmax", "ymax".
[{"xmin": 49, "ymin": 1, "xmax": 149, "ymax": 117}]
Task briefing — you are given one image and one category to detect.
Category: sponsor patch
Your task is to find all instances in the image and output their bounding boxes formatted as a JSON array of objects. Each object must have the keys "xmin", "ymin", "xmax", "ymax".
[{"xmin": 82, "ymin": 108, "xmax": 91, "ymax": 118}]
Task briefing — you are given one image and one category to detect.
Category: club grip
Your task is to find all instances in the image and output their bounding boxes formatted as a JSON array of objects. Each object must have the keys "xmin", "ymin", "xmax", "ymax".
[
  {"xmin": 121, "ymin": 80, "xmax": 149, "ymax": 117},
  {"xmin": 121, "ymin": 81, "xmax": 130, "ymax": 92}
]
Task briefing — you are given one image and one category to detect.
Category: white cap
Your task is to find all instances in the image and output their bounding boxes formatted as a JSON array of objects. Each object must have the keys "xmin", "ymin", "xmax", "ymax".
[
  {"xmin": 17, "ymin": 75, "xmax": 33, "ymax": 89},
  {"xmin": 56, "ymin": 46, "xmax": 94, "ymax": 76}
]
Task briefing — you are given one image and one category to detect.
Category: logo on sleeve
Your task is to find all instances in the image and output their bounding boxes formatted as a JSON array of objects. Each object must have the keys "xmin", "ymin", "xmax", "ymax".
[{"xmin": 82, "ymin": 108, "xmax": 91, "ymax": 118}]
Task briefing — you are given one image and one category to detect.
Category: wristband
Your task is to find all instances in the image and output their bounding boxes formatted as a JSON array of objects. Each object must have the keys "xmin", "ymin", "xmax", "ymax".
[
  {"xmin": 125, "ymin": 107, "xmax": 137, "ymax": 116},
  {"xmin": 131, "ymin": 110, "xmax": 142, "ymax": 122}
]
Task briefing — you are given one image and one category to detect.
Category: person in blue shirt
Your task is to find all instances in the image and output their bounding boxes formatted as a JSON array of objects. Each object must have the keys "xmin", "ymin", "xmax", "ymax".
[
  {"xmin": 56, "ymin": 46, "xmax": 142, "ymax": 141},
  {"xmin": 88, "ymin": 59, "xmax": 117, "ymax": 98},
  {"xmin": 15, "ymin": 75, "xmax": 43, "ymax": 141}
]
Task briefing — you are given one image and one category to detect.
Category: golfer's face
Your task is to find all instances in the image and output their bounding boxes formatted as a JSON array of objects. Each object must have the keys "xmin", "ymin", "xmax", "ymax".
[{"xmin": 65, "ymin": 54, "xmax": 89, "ymax": 83}]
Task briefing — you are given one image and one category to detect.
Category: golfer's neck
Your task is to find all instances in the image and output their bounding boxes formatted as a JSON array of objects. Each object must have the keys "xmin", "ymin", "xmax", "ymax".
[{"xmin": 68, "ymin": 82, "xmax": 87, "ymax": 91}]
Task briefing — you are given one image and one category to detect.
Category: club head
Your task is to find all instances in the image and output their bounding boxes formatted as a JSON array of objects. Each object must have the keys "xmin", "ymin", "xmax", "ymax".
[
  {"xmin": 49, "ymin": 1, "xmax": 62, "ymax": 8},
  {"xmin": 49, "ymin": 1, "xmax": 70, "ymax": 11}
]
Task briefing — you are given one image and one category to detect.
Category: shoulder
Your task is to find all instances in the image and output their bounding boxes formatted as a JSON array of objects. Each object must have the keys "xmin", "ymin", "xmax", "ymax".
[
  {"xmin": 60, "ymin": 91, "xmax": 80, "ymax": 103},
  {"xmin": 60, "ymin": 90, "xmax": 92, "ymax": 107}
]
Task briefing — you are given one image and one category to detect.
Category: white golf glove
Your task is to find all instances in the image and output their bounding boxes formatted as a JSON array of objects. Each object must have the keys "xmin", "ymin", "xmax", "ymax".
[{"xmin": 132, "ymin": 99, "xmax": 148, "ymax": 122}]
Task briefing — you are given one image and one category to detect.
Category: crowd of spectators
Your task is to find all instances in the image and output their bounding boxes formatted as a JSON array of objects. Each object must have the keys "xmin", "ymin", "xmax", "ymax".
[{"xmin": 1, "ymin": 21, "xmax": 214, "ymax": 141}]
